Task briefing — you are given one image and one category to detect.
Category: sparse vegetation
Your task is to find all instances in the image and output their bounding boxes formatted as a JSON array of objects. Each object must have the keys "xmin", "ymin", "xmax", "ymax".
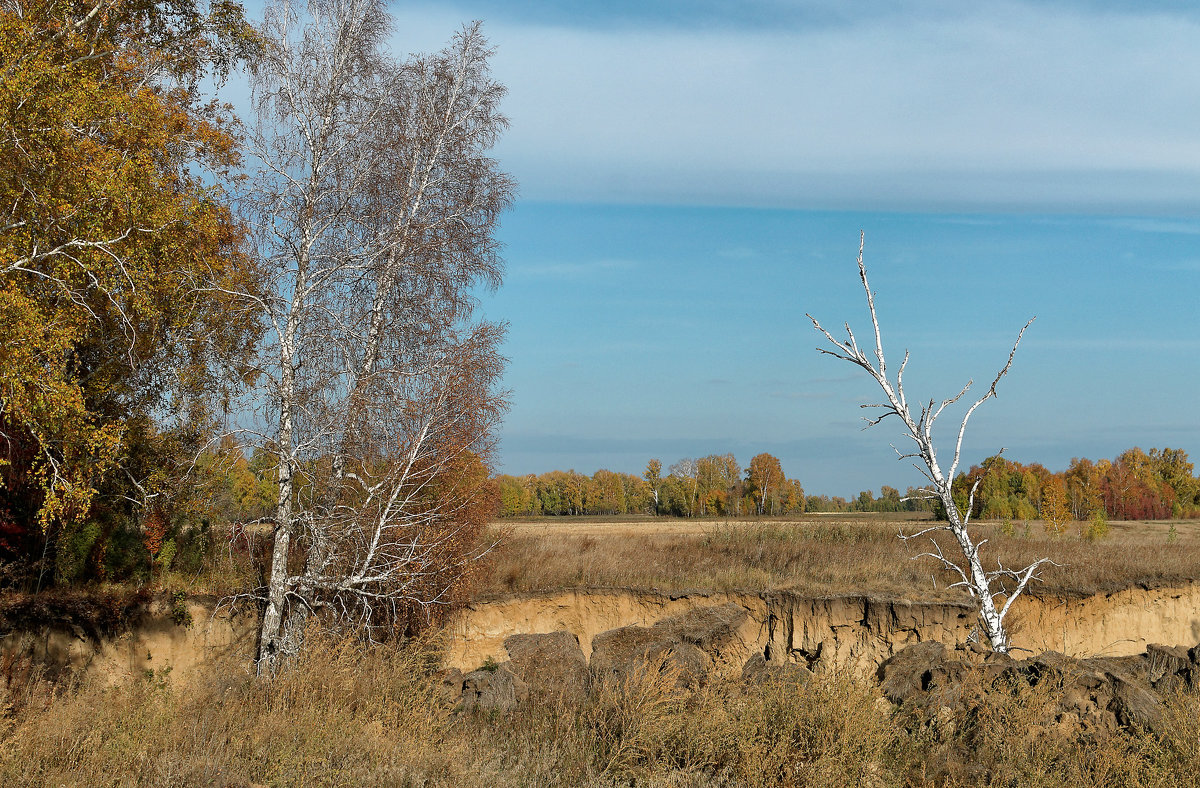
[{"xmin": 1082, "ymin": 509, "xmax": 1110, "ymax": 542}]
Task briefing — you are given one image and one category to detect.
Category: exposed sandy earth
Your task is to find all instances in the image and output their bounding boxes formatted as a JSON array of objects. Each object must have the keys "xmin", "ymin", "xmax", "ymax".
[
  {"xmin": 7, "ymin": 579, "xmax": 1197, "ymax": 687},
  {"xmin": 445, "ymin": 582, "xmax": 1200, "ymax": 675}
]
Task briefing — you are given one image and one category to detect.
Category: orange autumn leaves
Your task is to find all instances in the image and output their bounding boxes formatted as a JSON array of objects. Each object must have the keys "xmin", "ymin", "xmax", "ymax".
[{"xmin": 954, "ymin": 447, "xmax": 1200, "ymax": 525}]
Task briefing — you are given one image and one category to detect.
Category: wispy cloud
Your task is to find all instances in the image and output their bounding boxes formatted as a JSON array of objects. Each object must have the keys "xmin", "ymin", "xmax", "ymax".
[
  {"xmin": 407, "ymin": 1, "xmax": 1200, "ymax": 35},
  {"xmin": 717, "ymin": 245, "xmax": 759, "ymax": 260},
  {"xmin": 768, "ymin": 389, "xmax": 832, "ymax": 401},
  {"xmin": 1156, "ymin": 261, "xmax": 1200, "ymax": 272},
  {"xmin": 1105, "ymin": 218, "xmax": 1200, "ymax": 235},
  {"xmin": 906, "ymin": 333, "xmax": 1200, "ymax": 353},
  {"xmin": 1030, "ymin": 337, "xmax": 1200, "ymax": 351},
  {"xmin": 805, "ymin": 373, "xmax": 863, "ymax": 385}
]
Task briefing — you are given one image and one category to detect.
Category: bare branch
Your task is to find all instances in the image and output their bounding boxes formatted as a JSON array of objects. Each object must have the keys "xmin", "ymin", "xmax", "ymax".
[{"xmin": 947, "ymin": 319, "xmax": 1034, "ymax": 482}]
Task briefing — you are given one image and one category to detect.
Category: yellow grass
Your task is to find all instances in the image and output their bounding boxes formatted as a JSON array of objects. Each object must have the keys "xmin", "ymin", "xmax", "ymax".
[
  {"xmin": 4, "ymin": 515, "xmax": 1199, "ymax": 786},
  {"xmin": 478, "ymin": 515, "xmax": 1200, "ymax": 601}
]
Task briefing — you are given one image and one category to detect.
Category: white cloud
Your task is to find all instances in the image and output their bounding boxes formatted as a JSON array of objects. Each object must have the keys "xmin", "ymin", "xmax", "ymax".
[
  {"xmin": 387, "ymin": 2, "xmax": 1200, "ymax": 210},
  {"xmin": 1107, "ymin": 218, "xmax": 1200, "ymax": 235}
]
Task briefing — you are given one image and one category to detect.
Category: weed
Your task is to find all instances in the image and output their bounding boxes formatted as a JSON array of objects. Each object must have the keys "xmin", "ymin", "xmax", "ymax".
[
  {"xmin": 168, "ymin": 591, "xmax": 192, "ymax": 628},
  {"xmin": 1082, "ymin": 510, "xmax": 1110, "ymax": 542}
]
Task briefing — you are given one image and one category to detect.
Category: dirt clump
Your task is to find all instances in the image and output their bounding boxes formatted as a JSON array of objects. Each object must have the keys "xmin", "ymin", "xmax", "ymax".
[
  {"xmin": 445, "ymin": 630, "xmax": 591, "ymax": 710},
  {"xmin": 458, "ymin": 663, "xmax": 529, "ymax": 712},
  {"xmin": 442, "ymin": 603, "xmax": 760, "ymax": 707},
  {"xmin": 875, "ymin": 640, "xmax": 1200, "ymax": 786},
  {"xmin": 740, "ymin": 652, "xmax": 814, "ymax": 684},
  {"xmin": 878, "ymin": 638, "xmax": 1200, "ymax": 740},
  {"xmin": 588, "ymin": 603, "xmax": 754, "ymax": 689},
  {"xmin": 503, "ymin": 630, "xmax": 589, "ymax": 701}
]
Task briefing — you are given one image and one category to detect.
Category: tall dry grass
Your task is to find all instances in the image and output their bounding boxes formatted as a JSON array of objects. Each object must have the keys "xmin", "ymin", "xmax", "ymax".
[
  {"xmin": 1, "ymin": 634, "xmax": 468, "ymax": 787},
  {"xmin": 479, "ymin": 518, "xmax": 1200, "ymax": 600},
  {"xmin": 5, "ymin": 636, "xmax": 1200, "ymax": 787}
]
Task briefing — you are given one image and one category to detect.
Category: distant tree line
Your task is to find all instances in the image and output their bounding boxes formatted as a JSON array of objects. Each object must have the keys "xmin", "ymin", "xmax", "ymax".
[
  {"xmin": 496, "ymin": 446, "xmax": 1200, "ymax": 522},
  {"xmin": 495, "ymin": 453, "xmax": 806, "ymax": 518},
  {"xmin": 952, "ymin": 447, "xmax": 1200, "ymax": 522},
  {"xmin": 496, "ymin": 451, "xmax": 930, "ymax": 518}
]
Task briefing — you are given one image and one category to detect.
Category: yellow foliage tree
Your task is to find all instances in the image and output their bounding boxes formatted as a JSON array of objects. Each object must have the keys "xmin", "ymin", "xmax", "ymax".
[
  {"xmin": 747, "ymin": 452, "xmax": 784, "ymax": 515},
  {"xmin": 1040, "ymin": 477, "xmax": 1072, "ymax": 537},
  {"xmin": 0, "ymin": 0, "xmax": 261, "ymax": 583}
]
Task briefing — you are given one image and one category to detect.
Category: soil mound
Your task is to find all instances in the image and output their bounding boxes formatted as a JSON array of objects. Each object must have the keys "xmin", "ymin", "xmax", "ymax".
[
  {"xmin": 441, "ymin": 601, "xmax": 1200, "ymax": 736},
  {"xmin": 589, "ymin": 603, "xmax": 756, "ymax": 689},
  {"xmin": 877, "ymin": 639, "xmax": 1200, "ymax": 737}
]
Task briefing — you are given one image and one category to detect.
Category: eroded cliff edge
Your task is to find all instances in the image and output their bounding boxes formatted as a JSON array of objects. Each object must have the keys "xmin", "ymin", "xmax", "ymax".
[
  {"xmin": 3, "ymin": 582, "xmax": 1198, "ymax": 683},
  {"xmin": 445, "ymin": 583, "xmax": 1200, "ymax": 674}
]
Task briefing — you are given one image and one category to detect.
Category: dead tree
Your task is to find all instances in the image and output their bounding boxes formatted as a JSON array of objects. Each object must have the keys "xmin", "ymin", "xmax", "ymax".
[
  {"xmin": 238, "ymin": 0, "xmax": 514, "ymax": 673},
  {"xmin": 808, "ymin": 233, "xmax": 1046, "ymax": 653}
]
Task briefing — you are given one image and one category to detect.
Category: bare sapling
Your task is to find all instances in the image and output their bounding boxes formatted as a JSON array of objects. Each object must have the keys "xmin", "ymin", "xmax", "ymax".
[{"xmin": 807, "ymin": 233, "xmax": 1047, "ymax": 653}]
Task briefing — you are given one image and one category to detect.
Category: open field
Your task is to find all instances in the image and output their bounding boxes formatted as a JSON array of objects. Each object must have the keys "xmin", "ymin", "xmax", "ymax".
[{"xmin": 478, "ymin": 514, "xmax": 1200, "ymax": 601}]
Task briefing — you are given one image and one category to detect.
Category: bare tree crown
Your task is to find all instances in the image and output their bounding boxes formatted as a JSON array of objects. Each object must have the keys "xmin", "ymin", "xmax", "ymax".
[{"xmin": 236, "ymin": 0, "xmax": 514, "ymax": 673}]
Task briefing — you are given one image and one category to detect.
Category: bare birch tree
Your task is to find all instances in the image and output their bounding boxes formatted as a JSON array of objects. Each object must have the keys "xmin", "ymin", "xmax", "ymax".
[
  {"xmin": 669, "ymin": 458, "xmax": 699, "ymax": 518},
  {"xmin": 808, "ymin": 234, "xmax": 1046, "ymax": 653},
  {"xmin": 237, "ymin": 0, "xmax": 513, "ymax": 673}
]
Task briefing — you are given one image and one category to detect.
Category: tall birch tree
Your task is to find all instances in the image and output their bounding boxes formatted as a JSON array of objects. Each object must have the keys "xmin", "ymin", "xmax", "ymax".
[{"xmin": 241, "ymin": 0, "xmax": 513, "ymax": 672}]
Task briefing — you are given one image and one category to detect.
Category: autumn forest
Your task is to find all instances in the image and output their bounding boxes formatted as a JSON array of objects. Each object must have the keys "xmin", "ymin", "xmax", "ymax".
[{"xmin": 495, "ymin": 446, "xmax": 1200, "ymax": 524}]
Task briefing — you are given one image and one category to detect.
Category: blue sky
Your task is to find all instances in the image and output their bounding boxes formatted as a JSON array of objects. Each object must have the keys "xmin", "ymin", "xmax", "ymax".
[
  {"xmin": 488, "ymin": 206, "xmax": 1200, "ymax": 496},
  {"xmin": 255, "ymin": 1, "xmax": 1200, "ymax": 496}
]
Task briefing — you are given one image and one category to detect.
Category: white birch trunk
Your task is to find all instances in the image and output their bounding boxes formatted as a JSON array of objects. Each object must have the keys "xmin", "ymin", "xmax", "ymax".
[{"xmin": 236, "ymin": 0, "xmax": 512, "ymax": 672}]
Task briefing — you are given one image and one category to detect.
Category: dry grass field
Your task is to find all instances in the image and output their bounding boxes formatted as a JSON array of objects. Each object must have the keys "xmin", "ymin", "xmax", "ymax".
[
  {"xmin": 4, "ymin": 515, "xmax": 1199, "ymax": 787},
  {"xmin": 478, "ymin": 514, "xmax": 1200, "ymax": 601},
  {"xmin": 5, "ymin": 631, "xmax": 1200, "ymax": 788}
]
